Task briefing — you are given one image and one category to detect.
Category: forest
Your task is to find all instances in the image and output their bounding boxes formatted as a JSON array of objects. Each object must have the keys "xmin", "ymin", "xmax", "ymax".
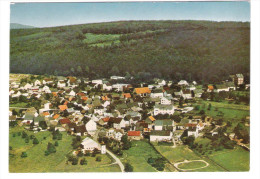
[{"xmin": 10, "ymin": 20, "xmax": 250, "ymax": 83}]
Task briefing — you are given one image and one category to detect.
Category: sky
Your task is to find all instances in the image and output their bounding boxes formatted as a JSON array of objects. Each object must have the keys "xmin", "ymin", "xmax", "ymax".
[{"xmin": 10, "ymin": 1, "xmax": 250, "ymax": 28}]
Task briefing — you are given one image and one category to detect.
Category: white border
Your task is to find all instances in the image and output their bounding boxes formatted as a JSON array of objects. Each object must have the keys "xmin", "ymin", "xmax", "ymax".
[{"xmin": 1, "ymin": 1, "xmax": 259, "ymax": 179}]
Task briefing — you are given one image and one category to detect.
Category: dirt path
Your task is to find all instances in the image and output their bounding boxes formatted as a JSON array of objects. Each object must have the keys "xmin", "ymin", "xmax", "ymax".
[{"xmin": 174, "ymin": 160, "xmax": 209, "ymax": 171}]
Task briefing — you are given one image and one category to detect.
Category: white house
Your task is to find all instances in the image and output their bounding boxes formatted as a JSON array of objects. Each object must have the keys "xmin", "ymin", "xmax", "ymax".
[
  {"xmin": 158, "ymin": 79, "xmax": 166, "ymax": 86},
  {"xmin": 94, "ymin": 106, "xmax": 105, "ymax": 115},
  {"xmin": 42, "ymin": 79, "xmax": 53, "ymax": 85},
  {"xmin": 42, "ymin": 86, "xmax": 50, "ymax": 93},
  {"xmin": 107, "ymin": 128, "xmax": 124, "ymax": 141},
  {"xmin": 182, "ymin": 89, "xmax": 192, "ymax": 99},
  {"xmin": 112, "ymin": 84, "xmax": 128, "ymax": 92},
  {"xmin": 23, "ymin": 83, "xmax": 33, "ymax": 90},
  {"xmin": 34, "ymin": 80, "xmax": 41, "ymax": 86},
  {"xmin": 150, "ymin": 131, "xmax": 173, "ymax": 142},
  {"xmin": 110, "ymin": 76, "xmax": 125, "ymax": 80},
  {"xmin": 178, "ymin": 80, "xmax": 189, "ymax": 86},
  {"xmin": 187, "ymin": 127, "xmax": 199, "ymax": 138},
  {"xmin": 57, "ymin": 80, "xmax": 66, "ymax": 88},
  {"xmin": 92, "ymin": 79, "xmax": 103, "ymax": 85},
  {"xmin": 81, "ymin": 137, "xmax": 100, "ymax": 153},
  {"xmin": 160, "ymin": 96, "xmax": 172, "ymax": 105},
  {"xmin": 85, "ymin": 119, "xmax": 97, "ymax": 135},
  {"xmin": 151, "ymin": 89, "xmax": 164, "ymax": 98},
  {"xmin": 69, "ymin": 90, "xmax": 76, "ymax": 96},
  {"xmin": 103, "ymin": 83, "xmax": 112, "ymax": 91},
  {"xmin": 154, "ymin": 104, "xmax": 175, "ymax": 116},
  {"xmin": 154, "ymin": 120, "xmax": 175, "ymax": 131},
  {"xmin": 109, "ymin": 118, "xmax": 126, "ymax": 129}
]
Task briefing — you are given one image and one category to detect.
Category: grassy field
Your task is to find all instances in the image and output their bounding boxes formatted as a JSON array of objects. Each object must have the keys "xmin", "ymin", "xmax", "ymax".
[
  {"xmin": 194, "ymin": 100, "xmax": 250, "ymax": 132},
  {"xmin": 153, "ymin": 144, "xmax": 226, "ymax": 172},
  {"xmin": 83, "ymin": 33, "xmax": 121, "ymax": 46},
  {"xmin": 51, "ymin": 153, "xmax": 121, "ymax": 172},
  {"xmin": 178, "ymin": 161, "xmax": 207, "ymax": 170},
  {"xmin": 120, "ymin": 140, "xmax": 162, "ymax": 172},
  {"xmin": 207, "ymin": 146, "xmax": 249, "ymax": 171},
  {"xmin": 9, "ymin": 127, "xmax": 119, "ymax": 172},
  {"xmin": 154, "ymin": 145, "xmax": 200, "ymax": 163},
  {"xmin": 9, "ymin": 102, "xmax": 28, "ymax": 108}
]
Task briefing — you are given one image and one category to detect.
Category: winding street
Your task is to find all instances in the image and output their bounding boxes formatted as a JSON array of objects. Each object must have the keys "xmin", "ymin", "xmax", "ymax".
[
  {"xmin": 92, "ymin": 127, "xmax": 125, "ymax": 172},
  {"xmin": 106, "ymin": 149, "xmax": 125, "ymax": 172}
]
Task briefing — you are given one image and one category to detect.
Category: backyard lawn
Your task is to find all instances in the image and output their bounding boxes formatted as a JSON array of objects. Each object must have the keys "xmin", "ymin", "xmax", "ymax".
[{"xmin": 121, "ymin": 140, "xmax": 162, "ymax": 172}]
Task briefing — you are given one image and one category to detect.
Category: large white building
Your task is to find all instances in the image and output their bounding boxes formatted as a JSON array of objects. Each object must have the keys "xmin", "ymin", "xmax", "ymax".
[{"xmin": 154, "ymin": 104, "xmax": 175, "ymax": 116}]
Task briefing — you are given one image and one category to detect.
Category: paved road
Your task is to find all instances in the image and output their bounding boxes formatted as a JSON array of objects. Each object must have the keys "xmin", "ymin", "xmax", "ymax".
[
  {"xmin": 92, "ymin": 128, "xmax": 125, "ymax": 172},
  {"xmin": 106, "ymin": 149, "xmax": 125, "ymax": 172}
]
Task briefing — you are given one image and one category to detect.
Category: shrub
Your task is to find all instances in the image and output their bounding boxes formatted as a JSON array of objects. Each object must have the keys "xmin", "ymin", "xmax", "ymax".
[
  {"xmin": 9, "ymin": 146, "xmax": 13, "ymax": 150},
  {"xmin": 25, "ymin": 137, "xmax": 29, "ymax": 143},
  {"xmin": 45, "ymin": 150, "xmax": 50, "ymax": 156},
  {"xmin": 55, "ymin": 141, "xmax": 59, "ymax": 146},
  {"xmin": 71, "ymin": 157, "xmax": 78, "ymax": 165},
  {"xmin": 77, "ymin": 150, "xmax": 83, "ymax": 157},
  {"xmin": 21, "ymin": 152, "xmax": 27, "ymax": 158},
  {"xmin": 22, "ymin": 131, "xmax": 28, "ymax": 138},
  {"xmin": 84, "ymin": 151, "xmax": 90, "ymax": 156},
  {"xmin": 124, "ymin": 163, "xmax": 133, "ymax": 172},
  {"xmin": 96, "ymin": 156, "xmax": 102, "ymax": 162},
  {"xmin": 12, "ymin": 133, "xmax": 16, "ymax": 137},
  {"xmin": 33, "ymin": 138, "xmax": 39, "ymax": 144},
  {"xmin": 80, "ymin": 158, "xmax": 87, "ymax": 165}
]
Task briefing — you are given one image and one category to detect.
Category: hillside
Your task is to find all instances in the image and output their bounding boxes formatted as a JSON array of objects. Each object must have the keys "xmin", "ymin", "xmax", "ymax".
[
  {"xmin": 10, "ymin": 20, "xmax": 250, "ymax": 83},
  {"xmin": 10, "ymin": 23, "xmax": 35, "ymax": 29}
]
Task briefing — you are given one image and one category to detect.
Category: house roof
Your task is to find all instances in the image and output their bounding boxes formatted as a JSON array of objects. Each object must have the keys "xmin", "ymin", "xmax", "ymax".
[
  {"xmin": 102, "ymin": 96, "xmax": 109, "ymax": 101},
  {"xmin": 53, "ymin": 114, "xmax": 60, "ymax": 119},
  {"xmin": 43, "ymin": 112, "xmax": 50, "ymax": 116},
  {"xmin": 150, "ymin": 130, "xmax": 171, "ymax": 136},
  {"xmin": 122, "ymin": 93, "xmax": 131, "ymax": 98},
  {"xmin": 185, "ymin": 123, "xmax": 197, "ymax": 127},
  {"xmin": 9, "ymin": 115, "xmax": 17, "ymax": 121},
  {"xmin": 34, "ymin": 116, "xmax": 45, "ymax": 122},
  {"xmin": 75, "ymin": 125, "xmax": 87, "ymax": 133},
  {"xmin": 102, "ymin": 117, "xmax": 110, "ymax": 122},
  {"xmin": 128, "ymin": 131, "xmax": 141, "ymax": 136},
  {"xmin": 59, "ymin": 105, "xmax": 68, "ymax": 111},
  {"xmin": 182, "ymin": 89, "xmax": 191, "ymax": 94},
  {"xmin": 59, "ymin": 118, "xmax": 71, "ymax": 124},
  {"xmin": 148, "ymin": 116, "xmax": 156, "ymax": 121},
  {"xmin": 155, "ymin": 120, "xmax": 173, "ymax": 126},
  {"xmin": 134, "ymin": 87, "xmax": 151, "ymax": 94},
  {"xmin": 236, "ymin": 74, "xmax": 244, "ymax": 78},
  {"xmin": 208, "ymin": 85, "xmax": 214, "ymax": 90},
  {"xmin": 154, "ymin": 104, "xmax": 174, "ymax": 110},
  {"xmin": 109, "ymin": 117, "xmax": 122, "ymax": 124},
  {"xmin": 68, "ymin": 123, "xmax": 77, "ymax": 128},
  {"xmin": 82, "ymin": 96, "xmax": 88, "ymax": 101},
  {"xmin": 24, "ymin": 114, "xmax": 34, "ymax": 121}
]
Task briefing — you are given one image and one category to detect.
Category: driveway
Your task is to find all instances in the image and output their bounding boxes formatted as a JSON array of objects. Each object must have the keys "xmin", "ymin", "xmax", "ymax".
[{"xmin": 106, "ymin": 149, "xmax": 125, "ymax": 172}]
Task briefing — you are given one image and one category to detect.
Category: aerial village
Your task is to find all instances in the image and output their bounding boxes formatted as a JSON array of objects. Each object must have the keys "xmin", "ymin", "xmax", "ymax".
[{"xmin": 9, "ymin": 73, "xmax": 250, "ymax": 171}]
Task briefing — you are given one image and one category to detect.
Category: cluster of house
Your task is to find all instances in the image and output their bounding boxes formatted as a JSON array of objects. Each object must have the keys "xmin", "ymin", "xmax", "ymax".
[{"xmin": 9, "ymin": 73, "xmax": 247, "ymax": 154}]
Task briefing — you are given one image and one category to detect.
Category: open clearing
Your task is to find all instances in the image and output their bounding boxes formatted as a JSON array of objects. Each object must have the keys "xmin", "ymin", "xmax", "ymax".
[
  {"xmin": 9, "ymin": 127, "xmax": 119, "ymax": 172},
  {"xmin": 207, "ymin": 146, "xmax": 249, "ymax": 171},
  {"xmin": 120, "ymin": 140, "xmax": 162, "ymax": 172}
]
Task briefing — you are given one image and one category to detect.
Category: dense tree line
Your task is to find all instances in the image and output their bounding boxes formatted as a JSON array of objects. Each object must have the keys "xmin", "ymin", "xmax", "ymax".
[{"xmin": 10, "ymin": 20, "xmax": 250, "ymax": 83}]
